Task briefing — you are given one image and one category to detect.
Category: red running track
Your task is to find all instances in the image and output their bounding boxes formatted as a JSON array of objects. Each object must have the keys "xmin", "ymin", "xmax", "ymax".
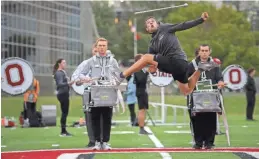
[{"xmin": 2, "ymin": 147, "xmax": 259, "ymax": 159}]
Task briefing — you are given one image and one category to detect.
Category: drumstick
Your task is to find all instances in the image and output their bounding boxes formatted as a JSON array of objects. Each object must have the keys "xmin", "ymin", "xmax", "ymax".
[
  {"xmin": 204, "ymin": 83, "xmax": 228, "ymax": 87},
  {"xmin": 79, "ymin": 77, "xmax": 99, "ymax": 83}
]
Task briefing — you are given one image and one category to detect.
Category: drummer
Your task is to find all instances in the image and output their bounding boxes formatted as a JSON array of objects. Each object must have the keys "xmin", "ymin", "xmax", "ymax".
[
  {"xmin": 187, "ymin": 44, "xmax": 226, "ymax": 149},
  {"xmin": 72, "ymin": 37, "xmax": 121, "ymax": 150}
]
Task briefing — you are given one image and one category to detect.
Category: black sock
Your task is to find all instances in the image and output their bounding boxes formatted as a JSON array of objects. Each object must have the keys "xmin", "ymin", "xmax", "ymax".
[
  {"xmin": 140, "ymin": 127, "xmax": 144, "ymax": 130},
  {"xmin": 120, "ymin": 72, "xmax": 125, "ymax": 78}
]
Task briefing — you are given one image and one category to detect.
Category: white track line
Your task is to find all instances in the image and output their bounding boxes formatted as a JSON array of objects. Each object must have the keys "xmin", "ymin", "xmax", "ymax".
[
  {"xmin": 144, "ymin": 127, "xmax": 172, "ymax": 159},
  {"xmin": 246, "ymin": 152, "xmax": 259, "ymax": 158}
]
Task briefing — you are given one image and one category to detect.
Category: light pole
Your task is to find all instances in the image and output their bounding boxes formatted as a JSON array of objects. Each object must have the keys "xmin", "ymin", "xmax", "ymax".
[
  {"xmin": 133, "ymin": 17, "xmax": 137, "ymax": 57},
  {"xmin": 133, "ymin": 3, "xmax": 188, "ymax": 57}
]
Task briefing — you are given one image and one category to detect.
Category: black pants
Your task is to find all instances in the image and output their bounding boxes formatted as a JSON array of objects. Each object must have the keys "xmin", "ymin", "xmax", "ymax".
[
  {"xmin": 91, "ymin": 107, "xmax": 113, "ymax": 142},
  {"xmin": 246, "ymin": 91, "xmax": 256, "ymax": 120},
  {"xmin": 84, "ymin": 111, "xmax": 95, "ymax": 143},
  {"xmin": 190, "ymin": 112, "xmax": 216, "ymax": 146},
  {"xmin": 128, "ymin": 104, "xmax": 136, "ymax": 124},
  {"xmin": 23, "ymin": 102, "xmax": 36, "ymax": 119},
  {"xmin": 57, "ymin": 93, "xmax": 69, "ymax": 132}
]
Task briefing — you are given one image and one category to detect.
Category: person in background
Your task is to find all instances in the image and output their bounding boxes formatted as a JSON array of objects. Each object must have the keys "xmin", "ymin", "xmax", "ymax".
[
  {"xmin": 53, "ymin": 58, "xmax": 75, "ymax": 136},
  {"xmin": 245, "ymin": 68, "xmax": 257, "ymax": 121},
  {"xmin": 126, "ymin": 75, "xmax": 138, "ymax": 126},
  {"xmin": 134, "ymin": 54, "xmax": 152, "ymax": 135},
  {"xmin": 188, "ymin": 44, "xmax": 226, "ymax": 149},
  {"xmin": 83, "ymin": 43, "xmax": 98, "ymax": 147},
  {"xmin": 23, "ymin": 78, "xmax": 40, "ymax": 127}
]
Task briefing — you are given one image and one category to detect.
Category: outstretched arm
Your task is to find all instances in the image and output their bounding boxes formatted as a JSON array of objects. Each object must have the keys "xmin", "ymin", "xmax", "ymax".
[{"xmin": 169, "ymin": 12, "xmax": 208, "ymax": 32}]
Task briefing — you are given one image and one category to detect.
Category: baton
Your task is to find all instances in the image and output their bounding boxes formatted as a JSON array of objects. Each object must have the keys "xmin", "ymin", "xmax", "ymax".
[{"xmin": 134, "ymin": 3, "xmax": 188, "ymax": 15}]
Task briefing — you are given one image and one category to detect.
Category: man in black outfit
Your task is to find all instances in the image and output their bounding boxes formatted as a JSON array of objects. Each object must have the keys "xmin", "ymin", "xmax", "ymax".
[
  {"xmin": 245, "ymin": 68, "xmax": 257, "ymax": 121},
  {"xmin": 134, "ymin": 54, "xmax": 152, "ymax": 135},
  {"xmin": 112, "ymin": 12, "xmax": 218, "ymax": 96},
  {"xmin": 188, "ymin": 44, "xmax": 226, "ymax": 149}
]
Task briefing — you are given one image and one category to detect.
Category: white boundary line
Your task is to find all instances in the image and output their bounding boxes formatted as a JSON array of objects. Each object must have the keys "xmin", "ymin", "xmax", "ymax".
[
  {"xmin": 245, "ymin": 152, "xmax": 259, "ymax": 158},
  {"xmin": 144, "ymin": 127, "xmax": 172, "ymax": 159}
]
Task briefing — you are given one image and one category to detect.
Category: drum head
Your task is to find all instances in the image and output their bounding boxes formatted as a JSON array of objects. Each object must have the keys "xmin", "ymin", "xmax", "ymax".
[
  {"xmin": 222, "ymin": 65, "xmax": 247, "ymax": 91},
  {"xmin": 1, "ymin": 57, "xmax": 34, "ymax": 95},
  {"xmin": 149, "ymin": 70, "xmax": 173, "ymax": 87},
  {"xmin": 71, "ymin": 72, "xmax": 85, "ymax": 95}
]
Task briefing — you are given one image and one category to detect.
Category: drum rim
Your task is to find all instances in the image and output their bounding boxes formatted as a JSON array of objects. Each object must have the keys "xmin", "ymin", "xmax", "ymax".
[{"xmin": 1, "ymin": 57, "xmax": 34, "ymax": 95}]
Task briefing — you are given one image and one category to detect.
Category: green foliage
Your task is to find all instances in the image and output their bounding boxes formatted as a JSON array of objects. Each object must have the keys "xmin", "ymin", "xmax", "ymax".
[
  {"xmin": 92, "ymin": 1, "xmax": 133, "ymax": 59},
  {"xmin": 164, "ymin": 2, "xmax": 259, "ymax": 70}
]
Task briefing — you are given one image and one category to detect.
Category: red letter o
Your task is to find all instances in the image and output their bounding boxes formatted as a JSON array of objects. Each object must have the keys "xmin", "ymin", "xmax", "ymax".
[
  {"xmin": 229, "ymin": 69, "xmax": 241, "ymax": 84},
  {"xmin": 5, "ymin": 64, "xmax": 24, "ymax": 86}
]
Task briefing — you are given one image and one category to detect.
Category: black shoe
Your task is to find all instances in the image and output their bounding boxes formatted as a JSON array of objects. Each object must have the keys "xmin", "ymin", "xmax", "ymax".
[
  {"xmin": 204, "ymin": 144, "xmax": 214, "ymax": 149},
  {"xmin": 192, "ymin": 144, "xmax": 202, "ymax": 149},
  {"xmin": 60, "ymin": 131, "xmax": 72, "ymax": 137},
  {"xmin": 86, "ymin": 142, "xmax": 95, "ymax": 148},
  {"xmin": 216, "ymin": 131, "xmax": 225, "ymax": 135},
  {"xmin": 132, "ymin": 122, "xmax": 139, "ymax": 127},
  {"xmin": 247, "ymin": 118, "xmax": 256, "ymax": 121},
  {"xmin": 139, "ymin": 128, "xmax": 152, "ymax": 135}
]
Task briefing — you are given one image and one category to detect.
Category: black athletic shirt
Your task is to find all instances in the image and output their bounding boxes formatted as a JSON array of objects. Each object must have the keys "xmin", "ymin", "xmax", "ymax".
[
  {"xmin": 134, "ymin": 70, "xmax": 148, "ymax": 93},
  {"xmin": 54, "ymin": 70, "xmax": 70, "ymax": 95},
  {"xmin": 148, "ymin": 18, "xmax": 204, "ymax": 61}
]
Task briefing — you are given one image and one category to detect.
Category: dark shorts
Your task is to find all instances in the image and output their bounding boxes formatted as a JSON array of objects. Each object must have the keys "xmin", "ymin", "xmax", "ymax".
[
  {"xmin": 136, "ymin": 91, "xmax": 149, "ymax": 110},
  {"xmin": 154, "ymin": 54, "xmax": 189, "ymax": 84}
]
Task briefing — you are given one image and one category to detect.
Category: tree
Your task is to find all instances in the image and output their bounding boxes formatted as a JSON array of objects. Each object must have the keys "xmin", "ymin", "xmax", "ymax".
[{"xmin": 164, "ymin": 2, "xmax": 259, "ymax": 71}]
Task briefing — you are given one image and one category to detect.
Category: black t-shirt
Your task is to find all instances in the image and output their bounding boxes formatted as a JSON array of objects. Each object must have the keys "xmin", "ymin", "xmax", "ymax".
[{"xmin": 134, "ymin": 70, "xmax": 148, "ymax": 93}]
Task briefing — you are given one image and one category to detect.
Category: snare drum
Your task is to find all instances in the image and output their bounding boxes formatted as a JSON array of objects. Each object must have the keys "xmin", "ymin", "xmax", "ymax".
[
  {"xmin": 85, "ymin": 79, "xmax": 118, "ymax": 107},
  {"xmin": 191, "ymin": 89, "xmax": 222, "ymax": 113}
]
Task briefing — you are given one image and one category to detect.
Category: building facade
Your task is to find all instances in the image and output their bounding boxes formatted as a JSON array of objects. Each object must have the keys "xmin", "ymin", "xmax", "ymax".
[{"xmin": 1, "ymin": 1, "xmax": 94, "ymax": 95}]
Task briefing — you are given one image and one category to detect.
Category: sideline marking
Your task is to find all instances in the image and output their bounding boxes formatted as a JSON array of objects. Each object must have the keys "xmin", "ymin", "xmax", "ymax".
[
  {"xmin": 164, "ymin": 130, "xmax": 191, "ymax": 134},
  {"xmin": 83, "ymin": 131, "xmax": 135, "ymax": 135},
  {"xmin": 246, "ymin": 152, "xmax": 259, "ymax": 158},
  {"xmin": 145, "ymin": 127, "xmax": 172, "ymax": 159}
]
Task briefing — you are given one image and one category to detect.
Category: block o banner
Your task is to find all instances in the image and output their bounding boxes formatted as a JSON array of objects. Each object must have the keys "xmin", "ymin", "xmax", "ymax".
[
  {"xmin": 222, "ymin": 64, "xmax": 247, "ymax": 91},
  {"xmin": 1, "ymin": 57, "xmax": 34, "ymax": 95}
]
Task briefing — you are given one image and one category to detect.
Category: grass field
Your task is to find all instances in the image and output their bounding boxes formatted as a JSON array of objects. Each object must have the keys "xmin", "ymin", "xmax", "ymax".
[{"xmin": 1, "ymin": 93, "xmax": 259, "ymax": 159}]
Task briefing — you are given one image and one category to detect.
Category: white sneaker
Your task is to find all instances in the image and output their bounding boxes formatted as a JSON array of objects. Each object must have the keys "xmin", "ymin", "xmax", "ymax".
[
  {"xmin": 92, "ymin": 142, "xmax": 101, "ymax": 150},
  {"xmin": 102, "ymin": 142, "xmax": 111, "ymax": 150},
  {"xmin": 22, "ymin": 119, "xmax": 30, "ymax": 128}
]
